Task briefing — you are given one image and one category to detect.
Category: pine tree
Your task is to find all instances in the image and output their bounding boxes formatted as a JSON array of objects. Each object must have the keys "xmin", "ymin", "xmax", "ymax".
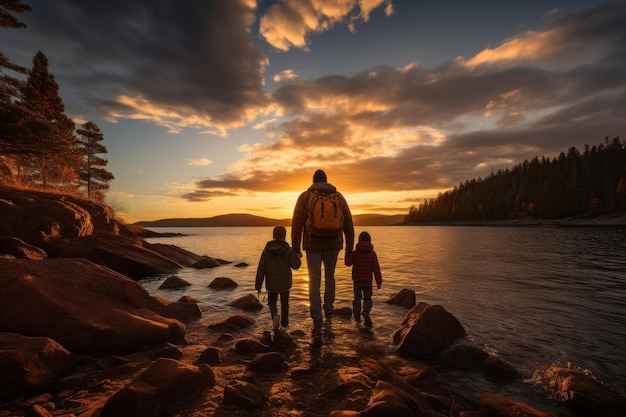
[
  {"xmin": 18, "ymin": 51, "xmax": 78, "ymax": 187},
  {"xmin": 76, "ymin": 121, "xmax": 114, "ymax": 201},
  {"xmin": 0, "ymin": 0, "xmax": 32, "ymax": 178}
]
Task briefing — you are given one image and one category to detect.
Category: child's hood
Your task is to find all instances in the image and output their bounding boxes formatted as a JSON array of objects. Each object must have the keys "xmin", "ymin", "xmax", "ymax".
[
  {"xmin": 356, "ymin": 241, "xmax": 374, "ymax": 254},
  {"xmin": 266, "ymin": 239, "xmax": 290, "ymax": 255}
]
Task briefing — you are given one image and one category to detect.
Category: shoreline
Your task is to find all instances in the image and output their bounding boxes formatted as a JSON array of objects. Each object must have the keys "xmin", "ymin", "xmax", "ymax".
[{"xmin": 400, "ymin": 213, "xmax": 626, "ymax": 228}]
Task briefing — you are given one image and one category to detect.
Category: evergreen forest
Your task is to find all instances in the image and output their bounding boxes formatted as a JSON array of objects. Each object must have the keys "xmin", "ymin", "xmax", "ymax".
[
  {"xmin": 0, "ymin": 2, "xmax": 114, "ymax": 201},
  {"xmin": 404, "ymin": 137, "xmax": 626, "ymax": 223}
]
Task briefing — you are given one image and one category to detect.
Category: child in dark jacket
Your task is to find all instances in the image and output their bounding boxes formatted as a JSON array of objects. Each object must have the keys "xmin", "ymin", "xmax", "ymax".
[
  {"xmin": 345, "ymin": 231, "xmax": 382, "ymax": 327},
  {"xmin": 256, "ymin": 226, "xmax": 302, "ymax": 330}
]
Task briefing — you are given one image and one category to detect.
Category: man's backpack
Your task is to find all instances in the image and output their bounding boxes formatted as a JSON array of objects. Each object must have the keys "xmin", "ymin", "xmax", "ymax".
[{"xmin": 306, "ymin": 191, "xmax": 344, "ymax": 236}]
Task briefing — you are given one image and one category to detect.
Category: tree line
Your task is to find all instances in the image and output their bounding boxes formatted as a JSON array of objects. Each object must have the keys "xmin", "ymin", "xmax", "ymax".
[
  {"xmin": 404, "ymin": 136, "xmax": 626, "ymax": 223},
  {"xmin": 0, "ymin": 1, "xmax": 114, "ymax": 201}
]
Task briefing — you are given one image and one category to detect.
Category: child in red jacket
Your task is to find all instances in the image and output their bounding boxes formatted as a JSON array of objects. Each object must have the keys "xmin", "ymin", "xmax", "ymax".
[{"xmin": 345, "ymin": 231, "xmax": 382, "ymax": 327}]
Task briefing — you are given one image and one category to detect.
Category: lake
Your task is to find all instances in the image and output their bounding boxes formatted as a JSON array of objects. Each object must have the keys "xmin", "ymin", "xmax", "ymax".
[{"xmin": 142, "ymin": 225, "xmax": 626, "ymax": 412}]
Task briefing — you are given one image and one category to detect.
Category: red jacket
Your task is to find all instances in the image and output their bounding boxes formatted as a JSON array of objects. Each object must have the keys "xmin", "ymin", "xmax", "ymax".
[{"xmin": 345, "ymin": 241, "xmax": 382, "ymax": 286}]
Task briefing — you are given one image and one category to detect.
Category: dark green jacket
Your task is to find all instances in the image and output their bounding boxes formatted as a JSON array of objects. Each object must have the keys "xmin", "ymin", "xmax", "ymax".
[{"xmin": 255, "ymin": 239, "xmax": 301, "ymax": 292}]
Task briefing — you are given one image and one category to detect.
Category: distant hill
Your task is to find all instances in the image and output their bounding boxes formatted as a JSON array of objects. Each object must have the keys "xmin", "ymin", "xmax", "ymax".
[{"xmin": 135, "ymin": 213, "xmax": 404, "ymax": 228}]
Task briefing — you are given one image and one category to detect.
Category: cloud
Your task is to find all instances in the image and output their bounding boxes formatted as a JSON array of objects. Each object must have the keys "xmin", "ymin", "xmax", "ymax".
[
  {"xmin": 3, "ymin": 0, "xmax": 271, "ymax": 133},
  {"xmin": 259, "ymin": 0, "xmax": 392, "ymax": 51},
  {"xmin": 186, "ymin": 158, "xmax": 212, "ymax": 167},
  {"xmin": 186, "ymin": 4, "xmax": 626, "ymax": 200}
]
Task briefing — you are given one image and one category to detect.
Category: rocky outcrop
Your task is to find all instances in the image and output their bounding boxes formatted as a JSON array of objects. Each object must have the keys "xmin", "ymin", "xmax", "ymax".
[
  {"xmin": 0, "ymin": 333, "xmax": 76, "ymax": 402},
  {"xmin": 0, "ymin": 185, "xmax": 136, "ymax": 244},
  {"xmin": 0, "ymin": 185, "xmax": 219, "ymax": 279},
  {"xmin": 392, "ymin": 302, "xmax": 467, "ymax": 358},
  {"xmin": 0, "ymin": 258, "xmax": 185, "ymax": 355},
  {"xmin": 550, "ymin": 367, "xmax": 626, "ymax": 417}
]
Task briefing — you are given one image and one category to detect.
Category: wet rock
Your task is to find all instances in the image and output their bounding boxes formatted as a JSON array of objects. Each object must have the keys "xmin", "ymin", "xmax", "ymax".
[
  {"xmin": 207, "ymin": 314, "xmax": 255, "ymax": 332},
  {"xmin": 247, "ymin": 352, "xmax": 287, "ymax": 373},
  {"xmin": 479, "ymin": 392, "xmax": 557, "ymax": 417},
  {"xmin": 392, "ymin": 302, "xmax": 466, "ymax": 358},
  {"xmin": 439, "ymin": 344, "xmax": 489, "ymax": 370},
  {"xmin": 333, "ymin": 306, "xmax": 354, "ymax": 317},
  {"xmin": 480, "ymin": 355, "xmax": 521, "ymax": 383},
  {"xmin": 193, "ymin": 256, "xmax": 224, "ymax": 269},
  {"xmin": 207, "ymin": 276, "xmax": 238, "ymax": 289},
  {"xmin": 0, "ymin": 258, "xmax": 185, "ymax": 355},
  {"xmin": 386, "ymin": 289, "xmax": 416, "ymax": 309},
  {"xmin": 319, "ymin": 368, "xmax": 372, "ymax": 400},
  {"xmin": 361, "ymin": 380, "xmax": 434, "ymax": 417},
  {"xmin": 329, "ymin": 411, "xmax": 360, "ymax": 417},
  {"xmin": 0, "ymin": 237, "xmax": 47, "ymax": 260},
  {"xmin": 223, "ymin": 379, "xmax": 264, "ymax": 410},
  {"xmin": 235, "ymin": 262, "xmax": 249, "ymax": 267},
  {"xmin": 149, "ymin": 343, "xmax": 184, "ymax": 360},
  {"xmin": 229, "ymin": 294, "xmax": 263, "ymax": 311},
  {"xmin": 0, "ymin": 333, "xmax": 76, "ymax": 401},
  {"xmin": 158, "ymin": 275, "xmax": 191, "ymax": 289},
  {"xmin": 153, "ymin": 296, "xmax": 202, "ymax": 320},
  {"xmin": 102, "ymin": 358, "xmax": 213, "ymax": 417},
  {"xmin": 235, "ymin": 339, "xmax": 270, "ymax": 355},
  {"xmin": 24, "ymin": 404, "xmax": 54, "ymax": 417},
  {"xmin": 178, "ymin": 295, "xmax": 200, "ymax": 303},
  {"xmin": 550, "ymin": 367, "xmax": 626, "ymax": 417},
  {"xmin": 195, "ymin": 347, "xmax": 221, "ymax": 365}
]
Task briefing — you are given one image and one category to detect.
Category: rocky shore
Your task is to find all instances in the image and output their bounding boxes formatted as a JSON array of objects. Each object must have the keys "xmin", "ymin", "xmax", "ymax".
[{"xmin": 1, "ymin": 185, "xmax": 625, "ymax": 417}]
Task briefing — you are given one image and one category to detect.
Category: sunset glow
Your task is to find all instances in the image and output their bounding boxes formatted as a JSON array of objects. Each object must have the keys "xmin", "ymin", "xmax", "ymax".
[{"xmin": 1, "ymin": 1, "xmax": 623, "ymax": 223}]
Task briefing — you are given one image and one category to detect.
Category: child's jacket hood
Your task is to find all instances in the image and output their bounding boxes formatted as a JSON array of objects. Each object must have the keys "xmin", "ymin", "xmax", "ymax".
[
  {"xmin": 356, "ymin": 241, "xmax": 374, "ymax": 254},
  {"xmin": 266, "ymin": 239, "xmax": 290, "ymax": 255}
]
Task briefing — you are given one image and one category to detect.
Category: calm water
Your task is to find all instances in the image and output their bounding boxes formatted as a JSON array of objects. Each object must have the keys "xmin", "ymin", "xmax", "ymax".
[{"xmin": 142, "ymin": 225, "xmax": 626, "ymax": 411}]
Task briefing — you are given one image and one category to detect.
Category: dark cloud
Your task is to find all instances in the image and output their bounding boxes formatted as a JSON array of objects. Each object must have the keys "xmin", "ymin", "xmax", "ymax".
[
  {"xmin": 1, "ymin": 0, "xmax": 269, "ymax": 130},
  {"xmin": 180, "ymin": 189, "xmax": 238, "ymax": 203}
]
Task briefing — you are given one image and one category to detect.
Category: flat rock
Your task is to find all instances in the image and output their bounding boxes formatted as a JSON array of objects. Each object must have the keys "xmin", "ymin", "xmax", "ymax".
[
  {"xmin": 0, "ymin": 258, "xmax": 185, "ymax": 355},
  {"xmin": 207, "ymin": 314, "xmax": 255, "ymax": 332}
]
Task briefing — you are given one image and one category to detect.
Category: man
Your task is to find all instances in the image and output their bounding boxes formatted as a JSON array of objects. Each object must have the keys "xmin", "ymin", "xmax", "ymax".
[{"xmin": 292, "ymin": 169, "xmax": 354, "ymax": 329}]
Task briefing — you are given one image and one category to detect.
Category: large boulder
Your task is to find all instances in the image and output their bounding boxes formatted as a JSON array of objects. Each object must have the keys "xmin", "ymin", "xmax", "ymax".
[
  {"xmin": 102, "ymin": 358, "xmax": 214, "ymax": 417},
  {"xmin": 0, "ymin": 258, "xmax": 185, "ymax": 354},
  {"xmin": 550, "ymin": 367, "xmax": 626, "ymax": 417},
  {"xmin": 0, "ymin": 185, "xmax": 136, "ymax": 244},
  {"xmin": 42, "ymin": 233, "xmax": 183, "ymax": 279},
  {"xmin": 392, "ymin": 302, "xmax": 466, "ymax": 358},
  {"xmin": 0, "ymin": 333, "xmax": 76, "ymax": 401}
]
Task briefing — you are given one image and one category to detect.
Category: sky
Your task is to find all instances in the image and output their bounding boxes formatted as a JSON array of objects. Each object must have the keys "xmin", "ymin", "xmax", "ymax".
[{"xmin": 1, "ymin": 0, "xmax": 625, "ymax": 223}]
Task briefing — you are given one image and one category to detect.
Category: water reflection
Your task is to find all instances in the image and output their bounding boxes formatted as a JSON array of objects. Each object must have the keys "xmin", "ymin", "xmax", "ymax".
[{"xmin": 144, "ymin": 225, "xmax": 626, "ymax": 397}]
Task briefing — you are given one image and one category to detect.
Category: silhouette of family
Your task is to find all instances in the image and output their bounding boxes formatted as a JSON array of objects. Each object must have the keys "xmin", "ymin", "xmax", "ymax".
[{"xmin": 255, "ymin": 169, "xmax": 383, "ymax": 331}]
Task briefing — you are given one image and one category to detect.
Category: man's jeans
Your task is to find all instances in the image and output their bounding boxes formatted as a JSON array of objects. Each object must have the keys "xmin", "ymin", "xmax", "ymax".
[
  {"xmin": 352, "ymin": 281, "xmax": 373, "ymax": 315},
  {"xmin": 306, "ymin": 249, "xmax": 339, "ymax": 322}
]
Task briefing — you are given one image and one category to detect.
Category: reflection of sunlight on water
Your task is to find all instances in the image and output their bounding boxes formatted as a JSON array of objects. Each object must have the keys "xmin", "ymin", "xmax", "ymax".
[{"xmin": 143, "ymin": 225, "xmax": 626, "ymax": 402}]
